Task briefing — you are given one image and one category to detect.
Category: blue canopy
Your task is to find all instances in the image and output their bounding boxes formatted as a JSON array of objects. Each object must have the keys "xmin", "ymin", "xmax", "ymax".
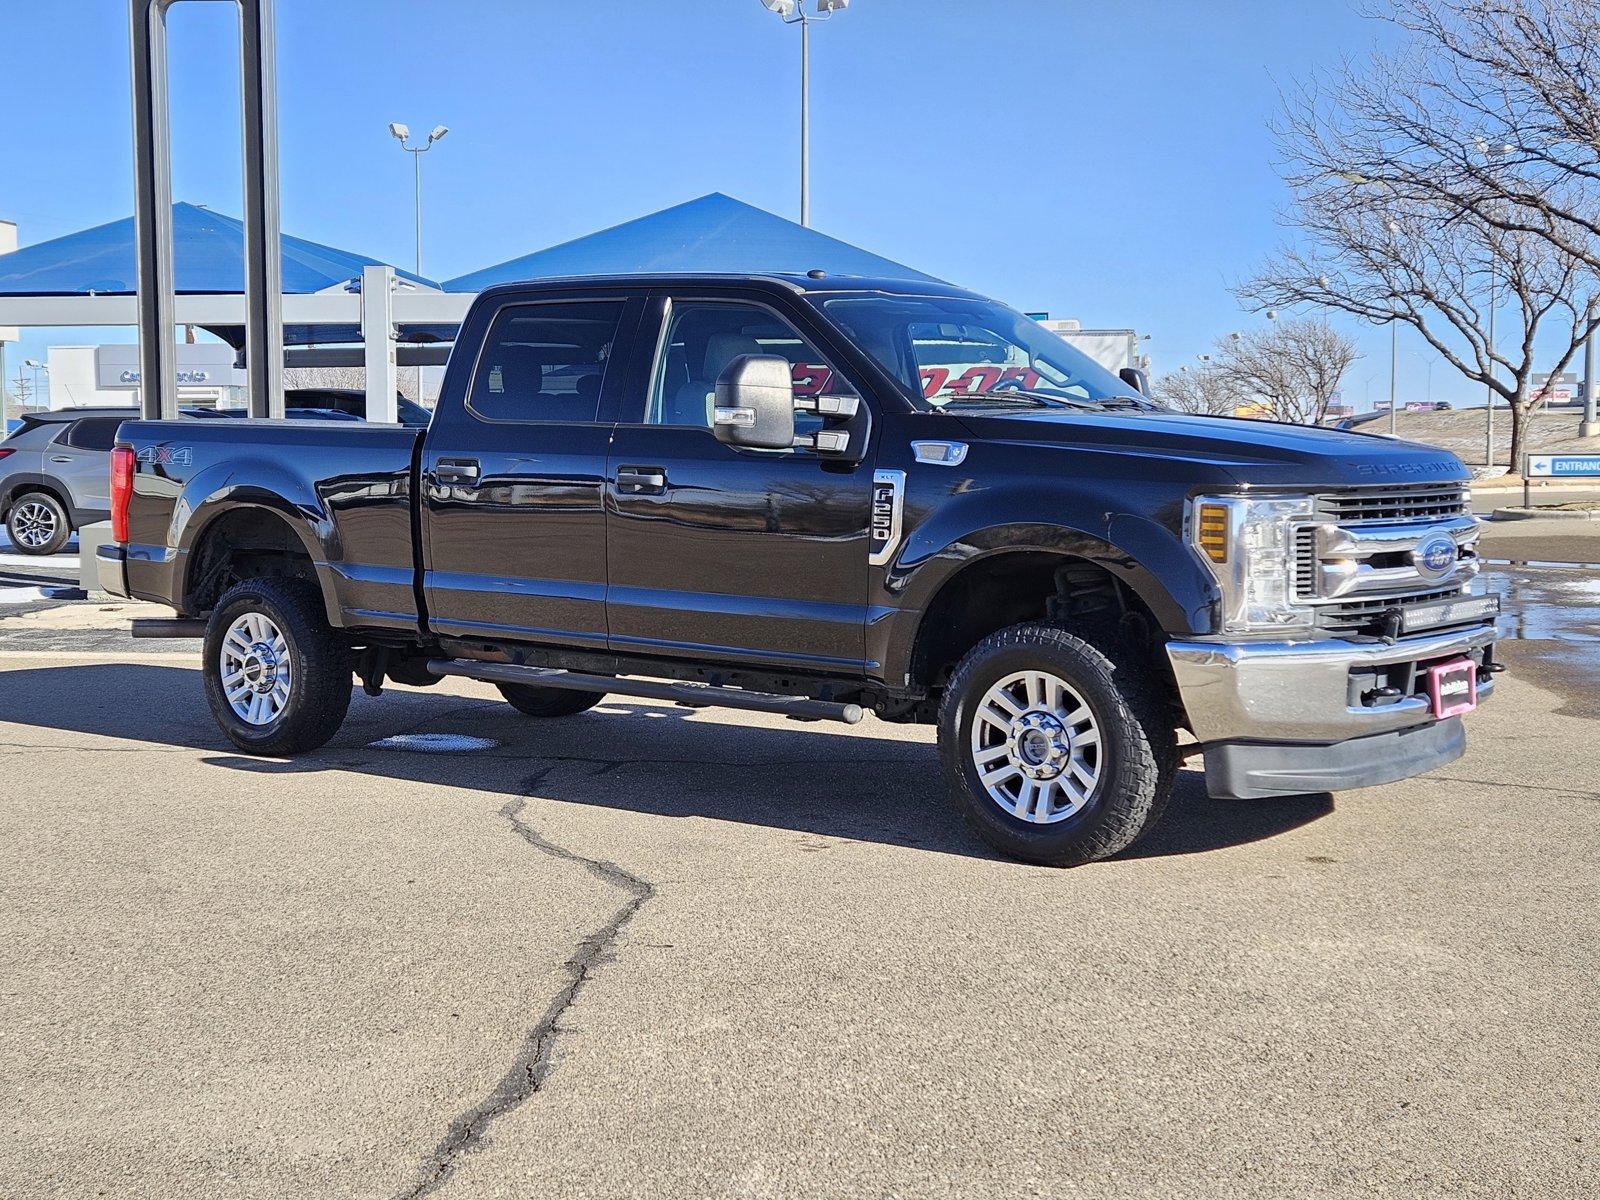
[
  {"xmin": 0, "ymin": 202, "xmax": 434, "ymax": 295},
  {"xmin": 444, "ymin": 192, "xmax": 940, "ymax": 292}
]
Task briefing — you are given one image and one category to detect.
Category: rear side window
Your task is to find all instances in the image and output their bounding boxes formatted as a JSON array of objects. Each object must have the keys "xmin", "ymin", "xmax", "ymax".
[
  {"xmin": 62, "ymin": 417, "xmax": 124, "ymax": 451},
  {"xmin": 468, "ymin": 301, "xmax": 626, "ymax": 424}
]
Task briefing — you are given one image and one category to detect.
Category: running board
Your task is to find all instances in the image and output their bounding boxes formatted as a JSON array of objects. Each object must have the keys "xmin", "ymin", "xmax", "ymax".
[
  {"xmin": 426, "ymin": 658, "xmax": 864, "ymax": 725},
  {"xmin": 132, "ymin": 618, "xmax": 208, "ymax": 639}
]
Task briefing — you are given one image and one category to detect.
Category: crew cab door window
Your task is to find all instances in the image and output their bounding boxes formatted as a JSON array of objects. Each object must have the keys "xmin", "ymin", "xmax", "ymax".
[
  {"xmin": 468, "ymin": 301, "xmax": 625, "ymax": 425},
  {"xmin": 645, "ymin": 301, "xmax": 854, "ymax": 438}
]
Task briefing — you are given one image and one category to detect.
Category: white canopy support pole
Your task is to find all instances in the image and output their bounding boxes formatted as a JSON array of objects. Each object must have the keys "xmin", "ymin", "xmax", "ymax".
[{"xmin": 361, "ymin": 265, "xmax": 399, "ymax": 423}]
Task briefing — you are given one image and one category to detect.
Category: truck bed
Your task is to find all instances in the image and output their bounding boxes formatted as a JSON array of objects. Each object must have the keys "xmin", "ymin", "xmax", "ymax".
[{"xmin": 117, "ymin": 418, "xmax": 425, "ymax": 631}]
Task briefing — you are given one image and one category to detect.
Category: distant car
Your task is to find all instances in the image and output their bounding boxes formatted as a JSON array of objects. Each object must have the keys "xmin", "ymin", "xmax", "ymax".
[
  {"xmin": 283, "ymin": 388, "xmax": 432, "ymax": 427},
  {"xmin": 0, "ymin": 408, "xmax": 127, "ymax": 555}
]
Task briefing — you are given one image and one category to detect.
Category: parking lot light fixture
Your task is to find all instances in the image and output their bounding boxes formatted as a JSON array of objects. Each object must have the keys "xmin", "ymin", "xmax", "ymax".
[
  {"xmin": 389, "ymin": 121, "xmax": 450, "ymax": 276},
  {"xmin": 758, "ymin": 0, "xmax": 851, "ymax": 227}
]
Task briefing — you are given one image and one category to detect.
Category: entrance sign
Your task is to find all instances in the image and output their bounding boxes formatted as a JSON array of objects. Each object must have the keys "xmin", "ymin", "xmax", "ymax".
[{"xmin": 1525, "ymin": 454, "xmax": 1600, "ymax": 477}]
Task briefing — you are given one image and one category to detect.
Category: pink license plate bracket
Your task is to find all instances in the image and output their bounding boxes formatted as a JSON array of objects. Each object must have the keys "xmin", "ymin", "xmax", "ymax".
[{"xmin": 1426, "ymin": 658, "xmax": 1478, "ymax": 719}]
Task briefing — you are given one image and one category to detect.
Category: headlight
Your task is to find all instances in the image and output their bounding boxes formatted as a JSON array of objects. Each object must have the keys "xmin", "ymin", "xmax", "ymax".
[{"xmin": 1190, "ymin": 494, "xmax": 1315, "ymax": 634}]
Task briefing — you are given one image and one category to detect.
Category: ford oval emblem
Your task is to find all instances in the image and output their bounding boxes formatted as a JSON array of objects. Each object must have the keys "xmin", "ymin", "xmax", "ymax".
[{"xmin": 1413, "ymin": 530, "xmax": 1458, "ymax": 581}]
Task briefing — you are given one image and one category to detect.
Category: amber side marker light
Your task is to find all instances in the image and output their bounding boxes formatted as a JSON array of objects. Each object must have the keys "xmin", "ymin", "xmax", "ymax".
[{"xmin": 1197, "ymin": 503, "xmax": 1230, "ymax": 564}]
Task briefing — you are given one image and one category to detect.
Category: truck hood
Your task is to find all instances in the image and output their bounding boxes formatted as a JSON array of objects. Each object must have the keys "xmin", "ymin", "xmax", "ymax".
[{"xmin": 950, "ymin": 408, "xmax": 1470, "ymax": 490}]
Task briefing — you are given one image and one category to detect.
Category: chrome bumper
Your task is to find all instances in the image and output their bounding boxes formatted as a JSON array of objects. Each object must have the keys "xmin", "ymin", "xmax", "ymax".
[
  {"xmin": 1166, "ymin": 623, "xmax": 1497, "ymax": 745},
  {"xmin": 96, "ymin": 544, "xmax": 130, "ymax": 599}
]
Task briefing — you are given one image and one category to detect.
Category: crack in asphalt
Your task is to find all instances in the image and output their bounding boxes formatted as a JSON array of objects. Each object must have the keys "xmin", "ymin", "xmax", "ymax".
[{"xmin": 394, "ymin": 773, "xmax": 655, "ymax": 1200}]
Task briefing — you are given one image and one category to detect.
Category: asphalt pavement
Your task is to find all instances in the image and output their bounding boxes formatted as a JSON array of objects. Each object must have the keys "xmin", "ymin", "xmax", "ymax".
[{"xmin": 0, "ymin": 531, "xmax": 1595, "ymax": 1198}]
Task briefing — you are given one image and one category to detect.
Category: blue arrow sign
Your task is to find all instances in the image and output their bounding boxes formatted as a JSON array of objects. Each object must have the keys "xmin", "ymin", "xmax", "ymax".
[{"xmin": 1526, "ymin": 454, "xmax": 1600, "ymax": 477}]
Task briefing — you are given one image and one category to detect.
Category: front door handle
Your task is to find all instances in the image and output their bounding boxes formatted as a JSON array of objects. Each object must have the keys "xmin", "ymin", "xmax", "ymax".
[
  {"xmin": 434, "ymin": 457, "xmax": 480, "ymax": 485},
  {"xmin": 49, "ymin": 455, "xmax": 72, "ymax": 464},
  {"xmin": 616, "ymin": 466, "xmax": 667, "ymax": 495}
]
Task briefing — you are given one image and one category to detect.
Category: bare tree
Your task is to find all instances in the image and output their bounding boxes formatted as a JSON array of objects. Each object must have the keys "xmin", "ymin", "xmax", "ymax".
[
  {"xmin": 1151, "ymin": 363, "xmax": 1244, "ymax": 416},
  {"xmin": 1211, "ymin": 317, "xmax": 1361, "ymax": 424},
  {"xmin": 1246, "ymin": 0, "xmax": 1600, "ymax": 469}
]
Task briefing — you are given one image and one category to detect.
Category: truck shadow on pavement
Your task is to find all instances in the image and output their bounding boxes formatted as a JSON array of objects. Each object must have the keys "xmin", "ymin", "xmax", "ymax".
[{"xmin": 0, "ymin": 662, "xmax": 1333, "ymax": 863}]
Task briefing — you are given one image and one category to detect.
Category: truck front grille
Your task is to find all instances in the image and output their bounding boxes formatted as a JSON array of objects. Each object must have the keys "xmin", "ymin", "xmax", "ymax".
[
  {"xmin": 1315, "ymin": 484, "xmax": 1469, "ymax": 525},
  {"xmin": 1294, "ymin": 482, "xmax": 1481, "ymax": 636}
]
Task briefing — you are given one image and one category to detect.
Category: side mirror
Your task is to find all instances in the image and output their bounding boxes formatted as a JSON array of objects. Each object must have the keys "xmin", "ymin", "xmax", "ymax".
[
  {"xmin": 1118, "ymin": 366, "xmax": 1150, "ymax": 396},
  {"xmin": 713, "ymin": 354, "xmax": 796, "ymax": 450}
]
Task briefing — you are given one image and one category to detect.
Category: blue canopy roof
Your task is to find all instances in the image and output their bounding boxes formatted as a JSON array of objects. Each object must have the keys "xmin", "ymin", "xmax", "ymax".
[
  {"xmin": 0, "ymin": 202, "xmax": 433, "ymax": 295},
  {"xmin": 443, "ymin": 193, "xmax": 940, "ymax": 292}
]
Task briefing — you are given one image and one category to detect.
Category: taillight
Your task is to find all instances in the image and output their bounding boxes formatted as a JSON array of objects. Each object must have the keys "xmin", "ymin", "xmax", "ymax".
[
  {"xmin": 0, "ymin": 447, "xmax": 15, "ymax": 460},
  {"xmin": 110, "ymin": 446, "xmax": 135, "ymax": 543}
]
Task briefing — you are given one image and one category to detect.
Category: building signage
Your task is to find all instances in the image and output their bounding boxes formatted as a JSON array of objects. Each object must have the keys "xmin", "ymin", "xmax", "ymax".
[
  {"xmin": 95, "ymin": 343, "xmax": 238, "ymax": 391},
  {"xmin": 1526, "ymin": 455, "xmax": 1600, "ymax": 478}
]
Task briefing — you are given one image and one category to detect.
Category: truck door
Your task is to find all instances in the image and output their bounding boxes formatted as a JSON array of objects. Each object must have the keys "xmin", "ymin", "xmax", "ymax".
[
  {"xmin": 420, "ymin": 294, "xmax": 640, "ymax": 647},
  {"xmin": 604, "ymin": 294, "xmax": 875, "ymax": 674}
]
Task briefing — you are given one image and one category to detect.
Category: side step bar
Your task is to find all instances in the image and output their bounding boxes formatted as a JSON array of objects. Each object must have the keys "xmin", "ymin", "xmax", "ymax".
[
  {"xmin": 427, "ymin": 658, "xmax": 864, "ymax": 725},
  {"xmin": 132, "ymin": 618, "xmax": 209, "ymax": 639}
]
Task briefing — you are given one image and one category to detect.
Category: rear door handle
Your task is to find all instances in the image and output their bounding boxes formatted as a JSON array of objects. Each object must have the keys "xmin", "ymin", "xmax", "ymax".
[
  {"xmin": 615, "ymin": 466, "xmax": 667, "ymax": 495},
  {"xmin": 433, "ymin": 457, "xmax": 481, "ymax": 485}
]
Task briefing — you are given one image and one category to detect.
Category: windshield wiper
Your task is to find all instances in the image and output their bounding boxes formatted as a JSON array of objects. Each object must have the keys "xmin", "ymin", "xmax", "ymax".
[{"xmin": 932, "ymin": 390, "xmax": 1071, "ymax": 410}]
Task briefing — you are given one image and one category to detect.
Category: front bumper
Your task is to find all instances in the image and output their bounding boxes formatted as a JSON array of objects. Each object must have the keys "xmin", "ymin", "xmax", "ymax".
[
  {"xmin": 96, "ymin": 544, "xmax": 130, "ymax": 598},
  {"xmin": 1166, "ymin": 623, "xmax": 1496, "ymax": 799}
]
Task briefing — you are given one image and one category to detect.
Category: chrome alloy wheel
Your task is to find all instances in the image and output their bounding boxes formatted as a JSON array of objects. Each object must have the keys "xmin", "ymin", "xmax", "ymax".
[
  {"xmin": 969, "ymin": 669, "xmax": 1102, "ymax": 824},
  {"xmin": 220, "ymin": 612, "xmax": 293, "ymax": 726},
  {"xmin": 11, "ymin": 501, "xmax": 58, "ymax": 549}
]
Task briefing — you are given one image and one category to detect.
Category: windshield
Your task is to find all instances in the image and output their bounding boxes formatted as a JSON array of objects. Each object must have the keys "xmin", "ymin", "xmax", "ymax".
[{"xmin": 821, "ymin": 295, "xmax": 1150, "ymax": 411}]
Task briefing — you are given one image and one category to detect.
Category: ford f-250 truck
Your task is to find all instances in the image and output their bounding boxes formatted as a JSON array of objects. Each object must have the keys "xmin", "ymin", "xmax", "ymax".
[{"xmin": 99, "ymin": 273, "xmax": 1501, "ymax": 866}]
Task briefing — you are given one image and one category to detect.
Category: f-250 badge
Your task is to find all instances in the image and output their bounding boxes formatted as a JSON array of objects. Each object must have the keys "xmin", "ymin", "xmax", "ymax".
[{"xmin": 869, "ymin": 469, "xmax": 905, "ymax": 567}]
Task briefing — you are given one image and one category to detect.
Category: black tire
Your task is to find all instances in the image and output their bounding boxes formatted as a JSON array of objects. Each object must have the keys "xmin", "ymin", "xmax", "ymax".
[
  {"xmin": 496, "ymin": 683, "xmax": 604, "ymax": 718},
  {"xmin": 6, "ymin": 491, "xmax": 71, "ymax": 556},
  {"xmin": 938, "ymin": 621, "xmax": 1177, "ymax": 867},
  {"xmin": 203, "ymin": 577, "xmax": 352, "ymax": 755}
]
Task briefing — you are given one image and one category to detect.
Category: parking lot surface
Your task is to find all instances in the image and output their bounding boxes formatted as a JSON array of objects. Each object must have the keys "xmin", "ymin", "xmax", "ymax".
[{"xmin": 1, "ymin": 537, "xmax": 1595, "ymax": 1198}]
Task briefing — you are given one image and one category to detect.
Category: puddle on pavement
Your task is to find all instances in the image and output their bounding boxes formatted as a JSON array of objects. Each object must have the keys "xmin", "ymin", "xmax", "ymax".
[
  {"xmin": 368, "ymin": 733, "xmax": 500, "ymax": 753},
  {"xmin": 1479, "ymin": 562, "xmax": 1600, "ymax": 668}
]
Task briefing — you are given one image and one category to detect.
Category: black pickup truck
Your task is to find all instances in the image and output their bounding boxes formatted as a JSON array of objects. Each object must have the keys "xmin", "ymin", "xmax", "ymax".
[{"xmin": 100, "ymin": 273, "xmax": 1500, "ymax": 865}]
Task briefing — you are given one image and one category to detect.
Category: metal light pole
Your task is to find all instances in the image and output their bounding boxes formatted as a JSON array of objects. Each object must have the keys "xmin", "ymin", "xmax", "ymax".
[
  {"xmin": 759, "ymin": 0, "xmax": 850, "ymax": 228},
  {"xmin": 388, "ymin": 122, "xmax": 448, "ymax": 276},
  {"xmin": 1583, "ymin": 296, "xmax": 1599, "ymax": 439}
]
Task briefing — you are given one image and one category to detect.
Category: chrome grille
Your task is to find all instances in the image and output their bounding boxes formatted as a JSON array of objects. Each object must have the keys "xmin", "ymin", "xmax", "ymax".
[
  {"xmin": 1295, "ymin": 482, "xmax": 1481, "ymax": 635},
  {"xmin": 1315, "ymin": 484, "xmax": 1468, "ymax": 525}
]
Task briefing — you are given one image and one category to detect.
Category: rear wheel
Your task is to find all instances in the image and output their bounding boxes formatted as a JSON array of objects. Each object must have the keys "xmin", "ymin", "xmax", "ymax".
[
  {"xmin": 939, "ymin": 622, "xmax": 1176, "ymax": 867},
  {"xmin": 497, "ymin": 683, "xmax": 603, "ymax": 718},
  {"xmin": 203, "ymin": 577, "xmax": 352, "ymax": 755},
  {"xmin": 7, "ymin": 492, "xmax": 71, "ymax": 556}
]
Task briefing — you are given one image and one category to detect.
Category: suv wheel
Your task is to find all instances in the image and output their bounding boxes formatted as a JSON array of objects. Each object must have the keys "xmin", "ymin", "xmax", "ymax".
[
  {"xmin": 939, "ymin": 622, "xmax": 1176, "ymax": 867},
  {"xmin": 497, "ymin": 683, "xmax": 604, "ymax": 718},
  {"xmin": 7, "ymin": 492, "xmax": 71, "ymax": 556},
  {"xmin": 203, "ymin": 577, "xmax": 352, "ymax": 755}
]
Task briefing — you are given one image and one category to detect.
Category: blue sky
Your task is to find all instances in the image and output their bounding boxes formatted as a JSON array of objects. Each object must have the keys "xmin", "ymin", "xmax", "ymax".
[{"xmin": 1, "ymin": 0, "xmax": 1463, "ymax": 408}]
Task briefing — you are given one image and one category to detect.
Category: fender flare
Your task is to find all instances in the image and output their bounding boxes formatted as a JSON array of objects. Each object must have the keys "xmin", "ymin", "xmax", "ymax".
[
  {"xmin": 876, "ymin": 512, "xmax": 1217, "ymax": 688},
  {"xmin": 171, "ymin": 462, "xmax": 343, "ymax": 625}
]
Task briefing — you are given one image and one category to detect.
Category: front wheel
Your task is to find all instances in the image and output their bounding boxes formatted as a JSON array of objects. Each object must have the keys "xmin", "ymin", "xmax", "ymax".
[
  {"xmin": 7, "ymin": 492, "xmax": 71, "ymax": 556},
  {"xmin": 203, "ymin": 577, "xmax": 352, "ymax": 755},
  {"xmin": 938, "ymin": 622, "xmax": 1176, "ymax": 867}
]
